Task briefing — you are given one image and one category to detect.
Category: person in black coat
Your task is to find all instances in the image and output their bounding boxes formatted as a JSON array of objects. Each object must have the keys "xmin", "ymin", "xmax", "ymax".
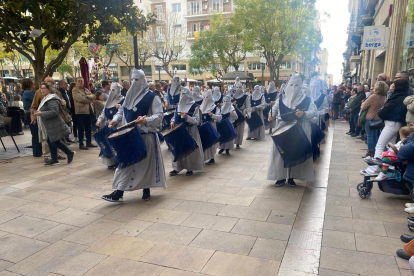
[
  {"xmin": 350, "ymin": 84, "xmax": 366, "ymax": 137},
  {"xmin": 398, "ymin": 126, "xmax": 414, "ymax": 185}
]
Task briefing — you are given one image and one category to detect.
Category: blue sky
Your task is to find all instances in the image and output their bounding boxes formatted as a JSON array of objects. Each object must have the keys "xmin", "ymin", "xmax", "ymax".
[{"xmin": 316, "ymin": 0, "xmax": 350, "ymax": 84}]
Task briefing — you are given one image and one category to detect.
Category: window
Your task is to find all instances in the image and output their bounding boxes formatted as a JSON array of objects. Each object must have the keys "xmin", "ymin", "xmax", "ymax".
[
  {"xmin": 142, "ymin": 65, "xmax": 152, "ymax": 76},
  {"xmin": 190, "ymin": 1, "xmax": 200, "ymax": 15},
  {"xmin": 172, "ymin": 3, "xmax": 181, "ymax": 12},
  {"xmin": 172, "ymin": 64, "xmax": 187, "ymax": 71},
  {"xmin": 279, "ymin": 61, "xmax": 292, "ymax": 70},
  {"xmin": 155, "ymin": 5, "xmax": 164, "ymax": 20},
  {"xmin": 191, "ymin": 23, "xmax": 200, "ymax": 33},
  {"xmin": 247, "ymin": 62, "xmax": 262, "ymax": 71},
  {"xmin": 121, "ymin": 66, "xmax": 130, "ymax": 76},
  {"xmin": 212, "ymin": 0, "xmax": 221, "ymax": 12},
  {"xmin": 227, "ymin": 63, "xmax": 245, "ymax": 72}
]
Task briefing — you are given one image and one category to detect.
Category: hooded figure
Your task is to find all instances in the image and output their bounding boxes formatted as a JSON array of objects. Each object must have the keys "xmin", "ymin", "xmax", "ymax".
[
  {"xmin": 231, "ymin": 78, "xmax": 250, "ymax": 148},
  {"xmin": 200, "ymin": 89, "xmax": 222, "ymax": 164},
  {"xmin": 168, "ymin": 76, "xmax": 181, "ymax": 105},
  {"xmin": 247, "ymin": 85, "xmax": 266, "ymax": 140},
  {"xmin": 169, "ymin": 86, "xmax": 205, "ymax": 176},
  {"xmin": 192, "ymin": 86, "xmax": 203, "ymax": 105},
  {"xmin": 264, "ymin": 81, "xmax": 278, "ymax": 131},
  {"xmin": 96, "ymin": 82, "xmax": 125, "ymax": 167},
  {"xmin": 267, "ymin": 74, "xmax": 317, "ymax": 186},
  {"xmin": 212, "ymin": 86, "xmax": 223, "ymax": 104},
  {"xmin": 218, "ymin": 95, "xmax": 238, "ymax": 154},
  {"xmin": 102, "ymin": 68, "xmax": 166, "ymax": 202}
]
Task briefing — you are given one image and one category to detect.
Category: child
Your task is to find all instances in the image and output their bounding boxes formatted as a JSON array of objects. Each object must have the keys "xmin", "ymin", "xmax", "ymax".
[{"xmin": 375, "ymin": 126, "xmax": 414, "ymax": 181}]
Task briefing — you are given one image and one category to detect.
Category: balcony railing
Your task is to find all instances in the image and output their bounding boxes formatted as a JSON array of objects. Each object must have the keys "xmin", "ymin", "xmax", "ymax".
[{"xmin": 186, "ymin": 0, "xmax": 233, "ymax": 16}]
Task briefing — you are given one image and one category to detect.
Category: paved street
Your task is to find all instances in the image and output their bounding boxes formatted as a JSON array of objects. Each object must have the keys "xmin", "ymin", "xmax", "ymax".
[{"xmin": 0, "ymin": 122, "xmax": 411, "ymax": 276}]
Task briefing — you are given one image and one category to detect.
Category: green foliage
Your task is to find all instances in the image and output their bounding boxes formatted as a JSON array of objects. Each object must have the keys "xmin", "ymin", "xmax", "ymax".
[
  {"xmin": 57, "ymin": 63, "xmax": 73, "ymax": 76},
  {"xmin": 233, "ymin": 0, "xmax": 322, "ymax": 81},
  {"xmin": 0, "ymin": 0, "xmax": 156, "ymax": 82},
  {"xmin": 189, "ymin": 14, "xmax": 253, "ymax": 78}
]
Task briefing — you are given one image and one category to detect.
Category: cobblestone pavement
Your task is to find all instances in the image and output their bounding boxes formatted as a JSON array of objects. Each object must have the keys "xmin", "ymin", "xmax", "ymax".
[{"xmin": 0, "ymin": 122, "xmax": 411, "ymax": 276}]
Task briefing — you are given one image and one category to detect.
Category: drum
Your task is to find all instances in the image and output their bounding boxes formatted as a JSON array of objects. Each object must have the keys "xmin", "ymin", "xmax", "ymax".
[
  {"xmin": 271, "ymin": 122, "xmax": 312, "ymax": 168},
  {"xmin": 106, "ymin": 125, "xmax": 147, "ymax": 169},
  {"xmin": 246, "ymin": 111, "xmax": 263, "ymax": 132},
  {"xmin": 217, "ymin": 118, "xmax": 238, "ymax": 145},
  {"xmin": 198, "ymin": 122, "xmax": 220, "ymax": 151},
  {"xmin": 162, "ymin": 113, "xmax": 174, "ymax": 131},
  {"xmin": 162, "ymin": 123, "xmax": 199, "ymax": 162},
  {"xmin": 233, "ymin": 106, "xmax": 245, "ymax": 128},
  {"xmin": 311, "ymin": 122, "xmax": 325, "ymax": 160},
  {"xmin": 157, "ymin": 131, "xmax": 165, "ymax": 144},
  {"xmin": 93, "ymin": 125, "xmax": 115, "ymax": 158}
]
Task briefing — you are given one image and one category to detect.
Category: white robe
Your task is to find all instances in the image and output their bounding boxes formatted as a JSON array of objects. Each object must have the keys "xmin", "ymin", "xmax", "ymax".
[
  {"xmin": 111, "ymin": 93, "xmax": 166, "ymax": 191},
  {"xmin": 247, "ymin": 95, "xmax": 266, "ymax": 140},
  {"xmin": 267, "ymin": 100, "xmax": 317, "ymax": 182},
  {"xmin": 219, "ymin": 106, "xmax": 238, "ymax": 150},
  {"xmin": 203, "ymin": 108, "xmax": 222, "ymax": 160},
  {"xmin": 171, "ymin": 106, "xmax": 205, "ymax": 172},
  {"xmin": 234, "ymin": 96, "xmax": 251, "ymax": 145}
]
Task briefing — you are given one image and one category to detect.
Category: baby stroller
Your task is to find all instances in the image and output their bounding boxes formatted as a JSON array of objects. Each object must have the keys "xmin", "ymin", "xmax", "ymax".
[{"xmin": 357, "ymin": 143, "xmax": 412, "ymax": 199}]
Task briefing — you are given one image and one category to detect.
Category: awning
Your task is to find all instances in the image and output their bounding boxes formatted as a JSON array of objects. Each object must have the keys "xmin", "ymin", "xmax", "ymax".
[
  {"xmin": 185, "ymin": 78, "xmax": 201, "ymax": 83},
  {"xmin": 207, "ymin": 79, "xmax": 223, "ymax": 83},
  {"xmin": 221, "ymin": 72, "xmax": 255, "ymax": 81}
]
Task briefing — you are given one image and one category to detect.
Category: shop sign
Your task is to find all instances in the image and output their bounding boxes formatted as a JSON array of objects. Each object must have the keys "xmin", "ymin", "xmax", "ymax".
[
  {"xmin": 404, "ymin": 23, "xmax": 414, "ymax": 49},
  {"xmin": 362, "ymin": 26, "xmax": 386, "ymax": 50}
]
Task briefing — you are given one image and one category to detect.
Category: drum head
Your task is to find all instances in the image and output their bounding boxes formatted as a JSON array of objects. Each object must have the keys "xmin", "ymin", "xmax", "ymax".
[
  {"xmin": 107, "ymin": 126, "xmax": 135, "ymax": 139},
  {"xmin": 272, "ymin": 122, "xmax": 296, "ymax": 136}
]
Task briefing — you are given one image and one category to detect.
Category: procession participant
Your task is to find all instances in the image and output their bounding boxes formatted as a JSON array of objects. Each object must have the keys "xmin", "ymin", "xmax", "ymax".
[
  {"xmin": 310, "ymin": 78, "xmax": 329, "ymax": 130},
  {"xmin": 102, "ymin": 69, "xmax": 166, "ymax": 202},
  {"xmin": 191, "ymin": 86, "xmax": 203, "ymax": 105},
  {"xmin": 246, "ymin": 85, "xmax": 266, "ymax": 140},
  {"xmin": 213, "ymin": 86, "xmax": 223, "ymax": 106},
  {"xmin": 218, "ymin": 95, "xmax": 238, "ymax": 156},
  {"xmin": 162, "ymin": 76, "xmax": 180, "ymax": 130},
  {"xmin": 267, "ymin": 74, "xmax": 317, "ymax": 187},
  {"xmin": 96, "ymin": 82, "xmax": 125, "ymax": 168},
  {"xmin": 232, "ymin": 78, "xmax": 250, "ymax": 149},
  {"xmin": 264, "ymin": 81, "xmax": 278, "ymax": 133},
  {"xmin": 200, "ymin": 89, "xmax": 222, "ymax": 164},
  {"xmin": 169, "ymin": 86, "xmax": 204, "ymax": 176}
]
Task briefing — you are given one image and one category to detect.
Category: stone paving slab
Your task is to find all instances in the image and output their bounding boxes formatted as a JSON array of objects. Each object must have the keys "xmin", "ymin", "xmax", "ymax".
[{"xmin": 0, "ymin": 123, "xmax": 412, "ymax": 275}]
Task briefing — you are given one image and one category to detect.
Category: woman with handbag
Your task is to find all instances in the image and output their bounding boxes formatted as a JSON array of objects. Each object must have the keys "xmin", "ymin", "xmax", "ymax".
[
  {"xmin": 33, "ymin": 83, "xmax": 75, "ymax": 166},
  {"xmin": 360, "ymin": 81, "xmax": 387, "ymax": 158},
  {"xmin": 362, "ymin": 79, "xmax": 409, "ymax": 175}
]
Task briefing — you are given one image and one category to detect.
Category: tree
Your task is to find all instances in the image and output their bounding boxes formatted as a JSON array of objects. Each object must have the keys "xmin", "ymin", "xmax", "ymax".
[
  {"xmin": 189, "ymin": 14, "xmax": 252, "ymax": 79},
  {"xmin": 150, "ymin": 13, "xmax": 187, "ymax": 77},
  {"xmin": 233, "ymin": 0, "xmax": 322, "ymax": 82},
  {"xmin": 0, "ymin": 0, "xmax": 156, "ymax": 83}
]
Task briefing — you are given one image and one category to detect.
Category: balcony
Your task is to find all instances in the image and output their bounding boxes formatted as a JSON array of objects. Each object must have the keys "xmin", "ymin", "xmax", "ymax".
[
  {"xmin": 357, "ymin": 26, "xmax": 364, "ymax": 35},
  {"xmin": 364, "ymin": 0, "xmax": 379, "ymax": 11},
  {"xmin": 350, "ymin": 55, "xmax": 361, "ymax": 63},
  {"xmin": 184, "ymin": 0, "xmax": 234, "ymax": 20},
  {"xmin": 359, "ymin": 14, "xmax": 373, "ymax": 27},
  {"xmin": 156, "ymin": 13, "xmax": 166, "ymax": 22},
  {"xmin": 155, "ymin": 34, "xmax": 166, "ymax": 42}
]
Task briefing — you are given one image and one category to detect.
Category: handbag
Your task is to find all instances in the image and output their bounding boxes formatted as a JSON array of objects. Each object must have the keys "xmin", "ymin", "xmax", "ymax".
[
  {"xmin": 369, "ymin": 120, "xmax": 384, "ymax": 130},
  {"xmin": 59, "ymin": 104, "xmax": 71, "ymax": 124},
  {"xmin": 358, "ymin": 109, "xmax": 368, "ymax": 127}
]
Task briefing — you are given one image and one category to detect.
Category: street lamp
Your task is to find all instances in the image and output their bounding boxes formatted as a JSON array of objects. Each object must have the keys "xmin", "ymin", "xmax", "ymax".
[
  {"xmin": 260, "ymin": 57, "xmax": 266, "ymax": 86},
  {"xmin": 155, "ymin": 60, "xmax": 162, "ymax": 81}
]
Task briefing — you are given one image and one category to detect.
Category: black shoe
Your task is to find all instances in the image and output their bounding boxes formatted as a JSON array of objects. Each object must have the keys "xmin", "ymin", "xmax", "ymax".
[
  {"xmin": 236, "ymin": 145, "xmax": 240, "ymax": 149},
  {"xmin": 142, "ymin": 188, "xmax": 151, "ymax": 201},
  {"xmin": 408, "ymin": 222, "xmax": 414, "ymax": 232},
  {"xmin": 57, "ymin": 154, "xmax": 66, "ymax": 160},
  {"xmin": 218, "ymin": 149, "xmax": 224, "ymax": 154},
  {"xmin": 186, "ymin": 171, "xmax": 193, "ymax": 176},
  {"xmin": 401, "ymin": 234, "xmax": 414, "ymax": 243},
  {"xmin": 86, "ymin": 143, "xmax": 98, "ymax": 148},
  {"xmin": 102, "ymin": 190, "xmax": 124, "ymax": 202},
  {"xmin": 288, "ymin": 178, "xmax": 297, "ymax": 187},
  {"xmin": 246, "ymin": 138, "xmax": 252, "ymax": 140},
  {"xmin": 351, "ymin": 133, "xmax": 357, "ymax": 137},
  {"xmin": 66, "ymin": 137, "xmax": 76, "ymax": 143},
  {"xmin": 346, "ymin": 132, "xmax": 352, "ymax": 135},
  {"xmin": 45, "ymin": 159, "xmax": 60, "ymax": 167},
  {"xmin": 207, "ymin": 159, "xmax": 215, "ymax": 165},
  {"xmin": 396, "ymin": 249, "xmax": 410, "ymax": 260},
  {"xmin": 79, "ymin": 145, "xmax": 89, "ymax": 150},
  {"xmin": 225, "ymin": 149, "xmax": 230, "ymax": 156},
  {"xmin": 67, "ymin": 151, "xmax": 75, "ymax": 164},
  {"xmin": 170, "ymin": 170, "xmax": 179, "ymax": 176},
  {"xmin": 108, "ymin": 164, "xmax": 118, "ymax": 169},
  {"xmin": 275, "ymin": 179, "xmax": 286, "ymax": 187}
]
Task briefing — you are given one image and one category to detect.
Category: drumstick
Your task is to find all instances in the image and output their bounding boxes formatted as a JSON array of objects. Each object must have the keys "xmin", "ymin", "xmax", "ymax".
[{"xmin": 117, "ymin": 116, "xmax": 147, "ymax": 130}]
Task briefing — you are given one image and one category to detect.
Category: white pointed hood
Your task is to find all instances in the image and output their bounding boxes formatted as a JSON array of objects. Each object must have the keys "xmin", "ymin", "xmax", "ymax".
[
  {"xmin": 283, "ymin": 74, "xmax": 305, "ymax": 109},
  {"xmin": 191, "ymin": 86, "xmax": 203, "ymax": 103},
  {"xmin": 200, "ymin": 89, "xmax": 216, "ymax": 113},
  {"xmin": 221, "ymin": 95, "xmax": 232, "ymax": 114},
  {"xmin": 169, "ymin": 75, "xmax": 181, "ymax": 98},
  {"xmin": 105, "ymin": 82, "xmax": 124, "ymax": 108},
  {"xmin": 124, "ymin": 69, "xmax": 149, "ymax": 110},
  {"xmin": 252, "ymin": 85, "xmax": 262, "ymax": 101},
  {"xmin": 177, "ymin": 86, "xmax": 195, "ymax": 113},
  {"xmin": 268, "ymin": 81, "xmax": 277, "ymax": 94},
  {"xmin": 212, "ymin": 86, "xmax": 221, "ymax": 102}
]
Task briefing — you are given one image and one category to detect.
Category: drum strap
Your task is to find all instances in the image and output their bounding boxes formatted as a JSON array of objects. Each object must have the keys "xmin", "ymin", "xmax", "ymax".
[
  {"xmin": 314, "ymin": 94, "xmax": 325, "ymax": 109},
  {"xmin": 151, "ymin": 133, "xmax": 161, "ymax": 183},
  {"xmin": 202, "ymin": 106, "xmax": 217, "ymax": 123},
  {"xmin": 174, "ymin": 103, "xmax": 197, "ymax": 125},
  {"xmin": 279, "ymin": 96, "xmax": 311, "ymax": 122},
  {"xmin": 124, "ymin": 92, "xmax": 156, "ymax": 123},
  {"xmin": 232, "ymin": 95, "xmax": 247, "ymax": 109},
  {"xmin": 167, "ymin": 92, "xmax": 180, "ymax": 105}
]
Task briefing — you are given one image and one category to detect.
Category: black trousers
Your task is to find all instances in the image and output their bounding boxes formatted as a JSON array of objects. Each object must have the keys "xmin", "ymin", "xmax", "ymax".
[
  {"xmin": 29, "ymin": 123, "xmax": 43, "ymax": 157},
  {"xmin": 47, "ymin": 137, "xmax": 71, "ymax": 161},
  {"xmin": 71, "ymin": 112, "xmax": 78, "ymax": 138},
  {"xmin": 76, "ymin": 114, "xmax": 92, "ymax": 146}
]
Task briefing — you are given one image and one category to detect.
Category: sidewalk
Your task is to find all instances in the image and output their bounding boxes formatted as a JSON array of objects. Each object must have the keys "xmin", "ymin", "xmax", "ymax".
[{"xmin": 0, "ymin": 122, "xmax": 410, "ymax": 275}]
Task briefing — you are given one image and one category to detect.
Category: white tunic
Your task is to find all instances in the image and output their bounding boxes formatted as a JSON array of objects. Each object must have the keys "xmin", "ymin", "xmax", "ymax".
[
  {"xmin": 111, "ymin": 93, "xmax": 166, "ymax": 191},
  {"xmin": 203, "ymin": 108, "xmax": 222, "ymax": 161},
  {"xmin": 171, "ymin": 106, "xmax": 205, "ymax": 172},
  {"xmin": 233, "ymin": 96, "xmax": 251, "ymax": 145},
  {"xmin": 267, "ymin": 99, "xmax": 317, "ymax": 182},
  {"xmin": 219, "ymin": 106, "xmax": 238, "ymax": 150}
]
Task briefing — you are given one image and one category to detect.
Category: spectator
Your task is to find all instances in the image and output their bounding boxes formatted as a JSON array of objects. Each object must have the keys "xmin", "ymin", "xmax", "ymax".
[
  {"xmin": 364, "ymin": 85, "xmax": 371, "ymax": 98},
  {"xmin": 93, "ymin": 91, "xmax": 105, "ymax": 121},
  {"xmin": 67, "ymin": 83, "xmax": 77, "ymax": 141},
  {"xmin": 377, "ymin": 73, "xmax": 387, "ymax": 82},
  {"xmin": 33, "ymin": 82, "xmax": 75, "ymax": 166},
  {"xmin": 58, "ymin": 80, "xmax": 75, "ymax": 144},
  {"xmin": 72, "ymin": 77, "xmax": 97, "ymax": 150},
  {"xmin": 101, "ymin": 80, "xmax": 110, "ymax": 101},
  {"xmin": 360, "ymin": 81, "xmax": 388, "ymax": 158},
  {"xmin": 397, "ymin": 123, "xmax": 414, "ymax": 189},
  {"xmin": 363, "ymin": 78, "xmax": 410, "ymax": 174},
  {"xmin": 121, "ymin": 80, "xmax": 130, "ymax": 97},
  {"xmin": 345, "ymin": 88, "xmax": 357, "ymax": 135},
  {"xmin": 350, "ymin": 84, "xmax": 366, "ymax": 137},
  {"xmin": 332, "ymin": 85, "xmax": 343, "ymax": 120},
  {"xmin": 404, "ymin": 93, "xmax": 414, "ymax": 124},
  {"xmin": 22, "ymin": 79, "xmax": 42, "ymax": 157},
  {"xmin": 1, "ymin": 91, "xmax": 8, "ymax": 107},
  {"xmin": 148, "ymin": 82, "xmax": 155, "ymax": 92},
  {"xmin": 399, "ymin": 71, "xmax": 413, "ymax": 95}
]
